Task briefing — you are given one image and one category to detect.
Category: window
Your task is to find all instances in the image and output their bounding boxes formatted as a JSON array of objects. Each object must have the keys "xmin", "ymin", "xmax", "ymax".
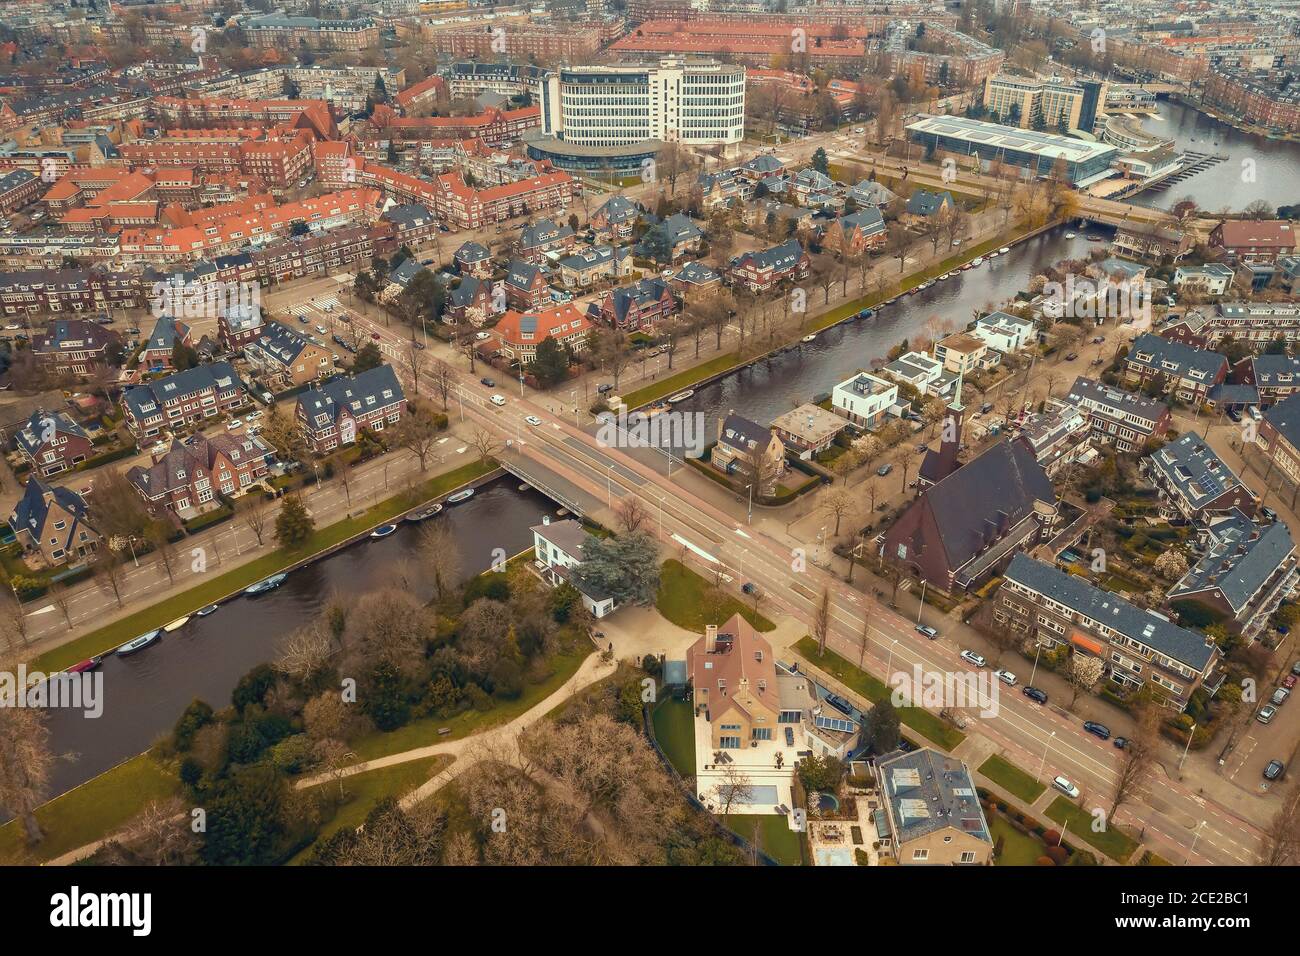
[
  {"xmin": 959, "ymin": 851, "xmax": 977, "ymax": 863},
  {"xmin": 912, "ymin": 848, "xmax": 929, "ymax": 861},
  {"xmin": 719, "ymin": 736, "xmax": 741, "ymax": 749}
]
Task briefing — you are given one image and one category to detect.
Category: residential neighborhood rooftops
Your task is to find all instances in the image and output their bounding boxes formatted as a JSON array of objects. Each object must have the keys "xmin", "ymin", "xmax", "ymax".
[
  {"xmin": 1265, "ymin": 393, "xmax": 1300, "ymax": 450},
  {"xmin": 877, "ymin": 747, "xmax": 990, "ymax": 846},
  {"xmin": 1168, "ymin": 516, "xmax": 1295, "ymax": 615},
  {"xmin": 1146, "ymin": 432, "xmax": 1250, "ymax": 510}
]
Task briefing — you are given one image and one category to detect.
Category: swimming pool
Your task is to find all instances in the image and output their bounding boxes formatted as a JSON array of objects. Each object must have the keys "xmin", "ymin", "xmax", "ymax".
[{"xmin": 815, "ymin": 846, "xmax": 855, "ymax": 866}]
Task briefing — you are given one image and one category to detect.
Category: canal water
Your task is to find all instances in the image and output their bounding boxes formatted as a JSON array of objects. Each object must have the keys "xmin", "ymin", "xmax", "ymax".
[
  {"xmin": 1131, "ymin": 100, "xmax": 1300, "ymax": 213},
  {"xmin": 40, "ymin": 476, "xmax": 563, "ymax": 801}
]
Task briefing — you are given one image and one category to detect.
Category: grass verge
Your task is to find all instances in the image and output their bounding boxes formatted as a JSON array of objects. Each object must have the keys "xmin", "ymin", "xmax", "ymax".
[
  {"xmin": 1045, "ymin": 795, "xmax": 1139, "ymax": 863},
  {"xmin": 656, "ymin": 559, "xmax": 776, "ymax": 633},
  {"xmin": 793, "ymin": 637, "xmax": 966, "ymax": 750},
  {"xmin": 988, "ymin": 813, "xmax": 1047, "ymax": 866},
  {"xmin": 288, "ymin": 754, "xmax": 455, "ymax": 864},
  {"xmin": 652, "ymin": 696, "xmax": 696, "ymax": 777},
  {"xmin": 978, "ymin": 754, "xmax": 1046, "ymax": 804},
  {"xmin": 727, "ymin": 813, "xmax": 805, "ymax": 866},
  {"xmin": 31, "ymin": 459, "xmax": 497, "ymax": 674},
  {"xmin": 621, "ymin": 352, "xmax": 744, "ymax": 410},
  {"xmin": 0, "ymin": 751, "xmax": 180, "ymax": 865}
]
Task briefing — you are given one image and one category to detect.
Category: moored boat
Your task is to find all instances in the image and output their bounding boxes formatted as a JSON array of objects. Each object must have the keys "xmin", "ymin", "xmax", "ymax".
[
  {"xmin": 403, "ymin": 503, "xmax": 443, "ymax": 522},
  {"xmin": 162, "ymin": 616, "xmax": 189, "ymax": 632},
  {"xmin": 667, "ymin": 389, "xmax": 696, "ymax": 404},
  {"xmin": 245, "ymin": 573, "xmax": 288, "ymax": 596},
  {"xmin": 117, "ymin": 630, "xmax": 161, "ymax": 656},
  {"xmin": 447, "ymin": 488, "xmax": 475, "ymax": 504}
]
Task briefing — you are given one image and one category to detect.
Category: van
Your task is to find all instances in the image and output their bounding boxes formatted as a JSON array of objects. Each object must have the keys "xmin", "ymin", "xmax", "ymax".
[{"xmin": 1249, "ymin": 405, "xmax": 1262, "ymax": 422}]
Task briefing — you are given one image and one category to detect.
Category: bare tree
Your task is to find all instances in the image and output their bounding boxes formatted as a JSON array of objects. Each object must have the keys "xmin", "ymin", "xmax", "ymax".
[
  {"xmin": 0, "ymin": 682, "xmax": 51, "ymax": 845},
  {"xmin": 147, "ymin": 522, "xmax": 178, "ymax": 585},
  {"xmin": 95, "ymin": 549, "xmax": 128, "ymax": 609},
  {"xmin": 1258, "ymin": 790, "xmax": 1300, "ymax": 865},
  {"xmin": 395, "ymin": 399, "xmax": 442, "ymax": 472},
  {"xmin": 0, "ymin": 585, "xmax": 31, "ymax": 648},
  {"xmin": 614, "ymin": 495, "xmax": 651, "ymax": 535},
  {"xmin": 418, "ymin": 520, "xmax": 461, "ymax": 605},
  {"xmin": 241, "ymin": 493, "xmax": 269, "ymax": 547},
  {"xmin": 813, "ymin": 586, "xmax": 832, "ymax": 655},
  {"xmin": 469, "ymin": 428, "xmax": 501, "ymax": 464},
  {"xmin": 710, "ymin": 764, "xmax": 755, "ymax": 826},
  {"xmin": 1109, "ymin": 703, "xmax": 1159, "ymax": 819},
  {"xmin": 428, "ymin": 357, "xmax": 455, "ymax": 412},
  {"xmin": 821, "ymin": 487, "xmax": 856, "ymax": 537},
  {"xmin": 100, "ymin": 797, "xmax": 200, "ymax": 866},
  {"xmin": 274, "ymin": 619, "xmax": 337, "ymax": 683}
]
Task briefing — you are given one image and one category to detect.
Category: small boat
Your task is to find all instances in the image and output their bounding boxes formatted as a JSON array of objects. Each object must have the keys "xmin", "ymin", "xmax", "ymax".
[
  {"xmin": 1087, "ymin": 235, "xmax": 1104, "ymax": 242},
  {"xmin": 245, "ymin": 573, "xmax": 288, "ymax": 596},
  {"xmin": 517, "ymin": 483, "xmax": 531, "ymax": 492},
  {"xmin": 162, "ymin": 616, "xmax": 190, "ymax": 633},
  {"xmin": 999, "ymin": 246, "xmax": 1011, "ymax": 254},
  {"xmin": 989, "ymin": 251, "xmax": 1000, "ymax": 258},
  {"xmin": 1065, "ymin": 232, "xmax": 1076, "ymax": 239},
  {"xmin": 856, "ymin": 308, "xmax": 873, "ymax": 320},
  {"xmin": 556, "ymin": 507, "xmax": 570, "ymax": 516},
  {"xmin": 403, "ymin": 503, "xmax": 443, "ymax": 523},
  {"xmin": 960, "ymin": 262, "xmax": 973, "ymax": 270},
  {"xmin": 644, "ymin": 402, "xmax": 671, "ymax": 417},
  {"xmin": 195, "ymin": 604, "xmax": 219, "ymax": 617},
  {"xmin": 67, "ymin": 656, "xmax": 103, "ymax": 674},
  {"xmin": 370, "ymin": 524, "xmax": 398, "ymax": 539},
  {"xmin": 971, "ymin": 256, "xmax": 984, "ymax": 266},
  {"xmin": 117, "ymin": 630, "xmax": 161, "ymax": 656},
  {"xmin": 446, "ymin": 488, "xmax": 475, "ymax": 504},
  {"xmin": 667, "ymin": 389, "xmax": 695, "ymax": 404},
  {"xmin": 801, "ymin": 333, "xmax": 817, "ymax": 343}
]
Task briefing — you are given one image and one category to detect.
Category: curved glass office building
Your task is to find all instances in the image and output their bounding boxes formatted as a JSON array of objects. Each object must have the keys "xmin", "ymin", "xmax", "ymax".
[{"xmin": 906, "ymin": 114, "xmax": 1118, "ymax": 187}]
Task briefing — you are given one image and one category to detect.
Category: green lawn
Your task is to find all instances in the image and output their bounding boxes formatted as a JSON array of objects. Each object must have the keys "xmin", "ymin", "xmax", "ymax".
[
  {"xmin": 727, "ymin": 813, "xmax": 805, "ymax": 866},
  {"xmin": 1045, "ymin": 796, "xmax": 1139, "ymax": 863},
  {"xmin": 979, "ymin": 755, "xmax": 1046, "ymax": 804},
  {"xmin": 288, "ymin": 754, "xmax": 455, "ymax": 864},
  {"xmin": 793, "ymin": 637, "xmax": 966, "ymax": 750},
  {"xmin": 0, "ymin": 752, "xmax": 180, "ymax": 865},
  {"xmin": 621, "ymin": 352, "xmax": 745, "ymax": 410},
  {"xmin": 32, "ymin": 459, "xmax": 497, "ymax": 674},
  {"xmin": 348, "ymin": 648, "xmax": 591, "ymax": 762},
  {"xmin": 652, "ymin": 696, "xmax": 696, "ymax": 777},
  {"xmin": 656, "ymin": 559, "xmax": 776, "ymax": 633},
  {"xmin": 989, "ymin": 814, "xmax": 1047, "ymax": 866}
]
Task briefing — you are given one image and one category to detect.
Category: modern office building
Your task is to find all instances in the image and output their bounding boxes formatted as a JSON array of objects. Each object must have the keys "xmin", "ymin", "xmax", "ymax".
[
  {"xmin": 537, "ymin": 58, "xmax": 745, "ymax": 151},
  {"xmin": 982, "ymin": 74, "xmax": 1102, "ymax": 133},
  {"xmin": 905, "ymin": 114, "xmax": 1118, "ymax": 186}
]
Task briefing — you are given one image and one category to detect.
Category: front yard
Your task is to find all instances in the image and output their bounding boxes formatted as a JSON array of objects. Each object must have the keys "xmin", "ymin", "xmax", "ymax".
[{"xmin": 656, "ymin": 559, "xmax": 776, "ymax": 633}]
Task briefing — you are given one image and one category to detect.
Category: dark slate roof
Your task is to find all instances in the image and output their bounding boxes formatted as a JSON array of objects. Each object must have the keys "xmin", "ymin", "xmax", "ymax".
[
  {"xmin": 906, "ymin": 189, "xmax": 954, "ymax": 217},
  {"xmin": 607, "ymin": 278, "xmax": 671, "ymax": 323},
  {"xmin": 389, "ymin": 258, "xmax": 422, "ymax": 287},
  {"xmin": 1065, "ymin": 376, "xmax": 1168, "ymax": 424},
  {"xmin": 455, "ymin": 240, "xmax": 491, "ymax": 262},
  {"xmin": 742, "ymin": 154, "xmax": 783, "ymax": 175},
  {"xmin": 298, "ymin": 365, "xmax": 404, "ymax": 429},
  {"xmin": 449, "ymin": 275, "xmax": 484, "ymax": 308},
  {"xmin": 661, "ymin": 212, "xmax": 703, "ymax": 244},
  {"xmin": 1169, "ymin": 518, "xmax": 1295, "ymax": 614},
  {"xmin": 1004, "ymin": 553, "xmax": 1217, "ymax": 671},
  {"xmin": 1248, "ymin": 353, "xmax": 1300, "ymax": 387},
  {"xmin": 1265, "ymin": 394, "xmax": 1300, "ymax": 450},
  {"xmin": 1126, "ymin": 332, "xmax": 1227, "ymax": 380},
  {"xmin": 14, "ymin": 409, "xmax": 87, "ymax": 457},
  {"xmin": 143, "ymin": 315, "xmax": 188, "ymax": 353},
  {"xmin": 1207, "ymin": 382, "xmax": 1259, "ymax": 405},
  {"xmin": 32, "ymin": 318, "xmax": 118, "ymax": 355},
  {"xmin": 922, "ymin": 440, "xmax": 1055, "ymax": 573},
  {"xmin": 559, "ymin": 245, "xmax": 623, "ymax": 271},
  {"xmin": 674, "ymin": 261, "xmax": 720, "ymax": 285},
  {"xmin": 9, "ymin": 477, "xmax": 91, "ymax": 547},
  {"xmin": 838, "ymin": 207, "xmax": 885, "ymax": 238},
  {"xmin": 249, "ymin": 321, "xmax": 312, "ymax": 365},
  {"xmin": 719, "ymin": 413, "xmax": 772, "ymax": 452},
  {"xmin": 735, "ymin": 238, "xmax": 804, "ymax": 272},
  {"xmin": 123, "ymin": 361, "xmax": 243, "ymax": 420},
  {"xmin": 1146, "ymin": 432, "xmax": 1248, "ymax": 509},
  {"xmin": 383, "ymin": 203, "xmax": 435, "ymax": 228},
  {"xmin": 877, "ymin": 748, "xmax": 990, "ymax": 846},
  {"xmin": 505, "ymin": 258, "xmax": 543, "ymax": 288},
  {"xmin": 595, "ymin": 195, "xmax": 639, "ymax": 224},
  {"xmin": 849, "ymin": 179, "xmax": 896, "ymax": 206},
  {"xmin": 520, "ymin": 218, "xmax": 574, "ymax": 248},
  {"xmin": 0, "ymin": 168, "xmax": 36, "ymax": 192}
]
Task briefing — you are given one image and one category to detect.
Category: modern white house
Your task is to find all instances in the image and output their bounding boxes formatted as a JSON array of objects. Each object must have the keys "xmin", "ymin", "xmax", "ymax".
[
  {"xmin": 531, "ymin": 517, "xmax": 617, "ymax": 618},
  {"xmin": 880, "ymin": 350, "xmax": 958, "ymax": 398},
  {"xmin": 832, "ymin": 371, "xmax": 900, "ymax": 430},
  {"xmin": 1172, "ymin": 263, "xmax": 1234, "ymax": 297},
  {"xmin": 972, "ymin": 310, "xmax": 1036, "ymax": 353}
]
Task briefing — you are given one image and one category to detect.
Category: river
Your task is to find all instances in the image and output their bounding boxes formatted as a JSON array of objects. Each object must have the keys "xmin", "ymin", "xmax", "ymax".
[{"xmin": 40, "ymin": 476, "xmax": 563, "ymax": 801}]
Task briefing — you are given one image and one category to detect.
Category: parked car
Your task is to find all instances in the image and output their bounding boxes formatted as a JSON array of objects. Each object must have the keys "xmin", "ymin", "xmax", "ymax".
[
  {"xmin": 226, "ymin": 418, "xmax": 243, "ymax": 430},
  {"xmin": 741, "ymin": 582, "xmax": 759, "ymax": 595},
  {"xmin": 524, "ymin": 415, "xmax": 543, "ymax": 426},
  {"xmin": 1052, "ymin": 775, "xmax": 1080, "ymax": 798},
  {"xmin": 1271, "ymin": 687, "xmax": 1290, "ymax": 706},
  {"xmin": 370, "ymin": 332, "xmax": 381, "ymax": 341},
  {"xmin": 1226, "ymin": 408, "xmax": 1242, "ymax": 423},
  {"xmin": 959, "ymin": 650, "xmax": 986, "ymax": 668},
  {"xmin": 979, "ymin": 402, "xmax": 993, "ymax": 413},
  {"xmin": 1065, "ymin": 352, "xmax": 1078, "ymax": 361},
  {"xmin": 915, "ymin": 443, "xmax": 928, "ymax": 454},
  {"xmin": 1022, "ymin": 686, "xmax": 1048, "ymax": 704},
  {"xmin": 824, "ymin": 693, "xmax": 853, "ymax": 716},
  {"xmin": 1258, "ymin": 704, "xmax": 1278, "ymax": 724},
  {"xmin": 1083, "ymin": 720, "xmax": 1111, "ymax": 740},
  {"xmin": 1285, "ymin": 674, "xmax": 1297, "ymax": 690},
  {"xmin": 994, "ymin": 668, "xmax": 1017, "ymax": 687},
  {"xmin": 1291, "ymin": 659, "xmax": 1300, "ymax": 677},
  {"xmin": 1113, "ymin": 737, "xmax": 1128, "ymax": 750},
  {"xmin": 876, "ymin": 463, "xmax": 893, "ymax": 477},
  {"xmin": 1265, "ymin": 759, "xmax": 1285, "ymax": 781},
  {"xmin": 596, "ymin": 383, "xmax": 615, "ymax": 394},
  {"xmin": 1261, "ymin": 506, "xmax": 1278, "ymax": 523},
  {"xmin": 915, "ymin": 624, "xmax": 939, "ymax": 639}
]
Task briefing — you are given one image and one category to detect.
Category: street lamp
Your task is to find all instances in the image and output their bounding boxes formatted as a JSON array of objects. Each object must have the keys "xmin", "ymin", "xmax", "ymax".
[
  {"xmin": 1178, "ymin": 723, "xmax": 1197, "ymax": 771},
  {"xmin": 1036, "ymin": 730, "xmax": 1057, "ymax": 782},
  {"xmin": 916, "ymin": 578, "xmax": 928, "ymax": 625},
  {"xmin": 1028, "ymin": 642, "xmax": 1044, "ymax": 685},
  {"xmin": 885, "ymin": 637, "xmax": 900, "ymax": 679},
  {"xmin": 746, "ymin": 482, "xmax": 753, "ymax": 524},
  {"xmin": 1189, "ymin": 819, "xmax": 1207, "ymax": 860}
]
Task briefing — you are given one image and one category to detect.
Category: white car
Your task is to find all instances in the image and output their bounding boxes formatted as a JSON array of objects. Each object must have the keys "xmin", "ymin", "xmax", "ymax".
[
  {"xmin": 227, "ymin": 418, "xmax": 244, "ymax": 430},
  {"xmin": 490, "ymin": 394, "xmax": 507, "ymax": 407},
  {"xmin": 524, "ymin": 415, "xmax": 543, "ymax": 426},
  {"xmin": 315, "ymin": 325, "xmax": 328, "ymax": 335},
  {"xmin": 245, "ymin": 410, "xmax": 264, "ymax": 422},
  {"xmin": 1052, "ymin": 775, "xmax": 1080, "ymax": 799},
  {"xmin": 995, "ymin": 668, "xmax": 1018, "ymax": 687},
  {"xmin": 959, "ymin": 650, "xmax": 986, "ymax": 668},
  {"xmin": 475, "ymin": 331, "xmax": 492, "ymax": 340}
]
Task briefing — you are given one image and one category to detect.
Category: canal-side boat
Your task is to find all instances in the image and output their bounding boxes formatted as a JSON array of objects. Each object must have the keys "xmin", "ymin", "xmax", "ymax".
[
  {"xmin": 117, "ymin": 629, "xmax": 161, "ymax": 656},
  {"xmin": 195, "ymin": 604, "xmax": 220, "ymax": 617},
  {"xmin": 801, "ymin": 333, "xmax": 817, "ymax": 343},
  {"xmin": 244, "ymin": 573, "xmax": 287, "ymax": 596},
  {"xmin": 1065, "ymin": 232, "xmax": 1076, "ymax": 239},
  {"xmin": 370, "ymin": 524, "xmax": 398, "ymax": 539},
  {"xmin": 446, "ymin": 488, "xmax": 475, "ymax": 504},
  {"xmin": 403, "ymin": 503, "xmax": 443, "ymax": 522},
  {"xmin": 67, "ymin": 656, "xmax": 103, "ymax": 673},
  {"xmin": 162, "ymin": 616, "xmax": 189, "ymax": 633},
  {"xmin": 971, "ymin": 256, "xmax": 984, "ymax": 266},
  {"xmin": 667, "ymin": 389, "xmax": 695, "ymax": 403},
  {"xmin": 999, "ymin": 246, "xmax": 1011, "ymax": 254}
]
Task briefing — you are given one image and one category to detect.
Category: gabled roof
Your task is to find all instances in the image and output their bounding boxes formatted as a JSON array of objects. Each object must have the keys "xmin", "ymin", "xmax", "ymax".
[
  {"xmin": 719, "ymin": 413, "xmax": 772, "ymax": 451},
  {"xmin": 606, "ymin": 278, "xmax": 672, "ymax": 323},
  {"xmin": 593, "ymin": 194, "xmax": 640, "ymax": 224},
  {"xmin": 123, "ymin": 361, "xmax": 243, "ymax": 420},
  {"xmin": 731, "ymin": 238, "xmax": 805, "ymax": 273},
  {"xmin": 143, "ymin": 315, "xmax": 191, "ymax": 354},
  {"xmin": 297, "ymin": 365, "xmax": 405, "ymax": 430},
  {"xmin": 248, "ymin": 321, "xmax": 314, "ymax": 366},
  {"xmin": 1265, "ymin": 394, "xmax": 1300, "ymax": 450},
  {"xmin": 686, "ymin": 612, "xmax": 780, "ymax": 725},
  {"xmin": 1169, "ymin": 518, "xmax": 1294, "ymax": 614},
  {"xmin": 906, "ymin": 189, "xmax": 954, "ymax": 217},
  {"xmin": 15, "ymin": 409, "xmax": 88, "ymax": 457},
  {"xmin": 9, "ymin": 477, "xmax": 93, "ymax": 551},
  {"xmin": 661, "ymin": 212, "xmax": 703, "ymax": 244},
  {"xmin": 520, "ymin": 217, "xmax": 574, "ymax": 248},
  {"xmin": 455, "ymin": 240, "xmax": 491, "ymax": 262},
  {"xmin": 837, "ymin": 207, "xmax": 885, "ymax": 238},
  {"xmin": 1127, "ymin": 333, "xmax": 1227, "ymax": 379},
  {"xmin": 1005, "ymin": 553, "xmax": 1217, "ymax": 671},
  {"xmin": 449, "ymin": 275, "xmax": 486, "ymax": 308},
  {"xmin": 674, "ymin": 261, "xmax": 720, "ymax": 285},
  {"xmin": 1146, "ymin": 432, "xmax": 1249, "ymax": 509},
  {"xmin": 505, "ymin": 258, "xmax": 544, "ymax": 288}
]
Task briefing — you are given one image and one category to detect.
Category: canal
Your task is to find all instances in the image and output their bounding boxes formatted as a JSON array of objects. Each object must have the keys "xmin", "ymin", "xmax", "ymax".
[
  {"xmin": 40, "ymin": 476, "xmax": 564, "ymax": 801},
  {"xmin": 1131, "ymin": 100, "xmax": 1300, "ymax": 213}
]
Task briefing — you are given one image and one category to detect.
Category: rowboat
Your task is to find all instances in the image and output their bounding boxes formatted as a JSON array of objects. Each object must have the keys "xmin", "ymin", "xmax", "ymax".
[
  {"xmin": 403, "ymin": 503, "xmax": 443, "ymax": 522},
  {"xmin": 245, "ymin": 573, "xmax": 287, "ymax": 596},
  {"xmin": 370, "ymin": 524, "xmax": 398, "ymax": 539},
  {"xmin": 162, "ymin": 616, "xmax": 189, "ymax": 632},
  {"xmin": 117, "ymin": 630, "xmax": 161, "ymax": 656},
  {"xmin": 801, "ymin": 333, "xmax": 817, "ymax": 343},
  {"xmin": 447, "ymin": 489, "xmax": 475, "ymax": 504},
  {"xmin": 667, "ymin": 389, "xmax": 696, "ymax": 403}
]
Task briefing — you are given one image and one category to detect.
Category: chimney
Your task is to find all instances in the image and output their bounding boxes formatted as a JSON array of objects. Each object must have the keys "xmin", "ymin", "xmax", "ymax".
[
  {"xmin": 705, "ymin": 624, "xmax": 718, "ymax": 653},
  {"xmin": 542, "ymin": 514, "xmax": 550, "ymax": 526}
]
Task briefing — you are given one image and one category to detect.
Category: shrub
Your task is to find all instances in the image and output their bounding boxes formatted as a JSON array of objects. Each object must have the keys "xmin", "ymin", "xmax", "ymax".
[{"xmin": 1036, "ymin": 856, "xmax": 1056, "ymax": 866}]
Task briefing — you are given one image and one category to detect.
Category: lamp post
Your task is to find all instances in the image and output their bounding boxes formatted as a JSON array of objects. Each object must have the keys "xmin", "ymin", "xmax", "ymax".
[
  {"xmin": 1028, "ymin": 642, "xmax": 1044, "ymax": 685},
  {"xmin": 1036, "ymin": 730, "xmax": 1057, "ymax": 782},
  {"xmin": 1189, "ymin": 819, "xmax": 1207, "ymax": 861},
  {"xmin": 885, "ymin": 637, "xmax": 900, "ymax": 680},
  {"xmin": 746, "ymin": 482, "xmax": 754, "ymax": 524},
  {"xmin": 916, "ymin": 578, "xmax": 928, "ymax": 625},
  {"xmin": 1178, "ymin": 723, "xmax": 1197, "ymax": 771}
]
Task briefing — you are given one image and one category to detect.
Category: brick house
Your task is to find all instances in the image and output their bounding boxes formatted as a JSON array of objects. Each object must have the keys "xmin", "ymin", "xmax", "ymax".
[
  {"xmin": 127, "ymin": 432, "xmax": 273, "ymax": 516},
  {"xmin": 1209, "ymin": 219, "xmax": 1297, "ymax": 264},
  {"xmin": 14, "ymin": 409, "xmax": 93, "ymax": 477},
  {"xmin": 597, "ymin": 278, "xmax": 678, "ymax": 332},
  {"xmin": 121, "ymin": 362, "xmax": 247, "ymax": 438},
  {"xmin": 519, "ymin": 217, "xmax": 576, "ymax": 263},
  {"xmin": 725, "ymin": 239, "xmax": 810, "ymax": 293},
  {"xmin": 243, "ymin": 321, "xmax": 335, "ymax": 389},
  {"xmin": 492, "ymin": 303, "xmax": 592, "ymax": 364},
  {"xmin": 821, "ymin": 207, "xmax": 886, "ymax": 257},
  {"xmin": 1124, "ymin": 333, "xmax": 1228, "ymax": 406},
  {"xmin": 503, "ymin": 259, "xmax": 552, "ymax": 312},
  {"xmin": 295, "ymin": 365, "xmax": 406, "ymax": 453},
  {"xmin": 711, "ymin": 412, "xmax": 785, "ymax": 495},
  {"xmin": 1141, "ymin": 432, "xmax": 1255, "ymax": 524},
  {"xmin": 8, "ymin": 477, "xmax": 99, "ymax": 568},
  {"xmin": 29, "ymin": 318, "xmax": 122, "ymax": 377},
  {"xmin": 139, "ymin": 315, "xmax": 194, "ymax": 369}
]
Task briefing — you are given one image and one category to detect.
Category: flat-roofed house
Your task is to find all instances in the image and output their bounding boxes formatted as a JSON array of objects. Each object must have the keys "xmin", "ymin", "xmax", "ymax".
[{"xmin": 877, "ymin": 748, "xmax": 992, "ymax": 865}]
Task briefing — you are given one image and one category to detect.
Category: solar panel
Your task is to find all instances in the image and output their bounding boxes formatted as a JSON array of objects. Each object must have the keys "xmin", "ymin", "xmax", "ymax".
[{"xmin": 815, "ymin": 714, "xmax": 856, "ymax": 733}]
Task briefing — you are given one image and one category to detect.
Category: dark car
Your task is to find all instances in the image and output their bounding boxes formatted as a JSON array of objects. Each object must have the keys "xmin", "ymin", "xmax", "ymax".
[
  {"xmin": 596, "ymin": 383, "xmax": 615, "ymax": 394},
  {"xmin": 1291, "ymin": 659, "xmax": 1300, "ymax": 677},
  {"xmin": 480, "ymin": 377, "xmax": 496, "ymax": 388},
  {"xmin": 1113, "ymin": 737, "xmax": 1128, "ymax": 750},
  {"xmin": 825, "ymin": 694, "xmax": 853, "ymax": 716},
  {"xmin": 979, "ymin": 402, "xmax": 993, "ymax": 414},
  {"xmin": 1226, "ymin": 408, "xmax": 1242, "ymax": 422},
  {"xmin": 1265, "ymin": 759, "xmax": 1285, "ymax": 781},
  {"xmin": 1083, "ymin": 720, "xmax": 1111, "ymax": 741},
  {"xmin": 876, "ymin": 463, "xmax": 893, "ymax": 477},
  {"xmin": 1022, "ymin": 686, "xmax": 1048, "ymax": 704},
  {"xmin": 1065, "ymin": 352, "xmax": 1078, "ymax": 361},
  {"xmin": 1261, "ymin": 506, "xmax": 1278, "ymax": 523},
  {"xmin": 915, "ymin": 443, "xmax": 928, "ymax": 454}
]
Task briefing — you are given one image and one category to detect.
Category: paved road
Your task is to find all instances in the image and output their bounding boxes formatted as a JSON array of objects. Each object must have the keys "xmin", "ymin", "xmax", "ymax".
[{"xmin": 363, "ymin": 311, "xmax": 1265, "ymax": 866}]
